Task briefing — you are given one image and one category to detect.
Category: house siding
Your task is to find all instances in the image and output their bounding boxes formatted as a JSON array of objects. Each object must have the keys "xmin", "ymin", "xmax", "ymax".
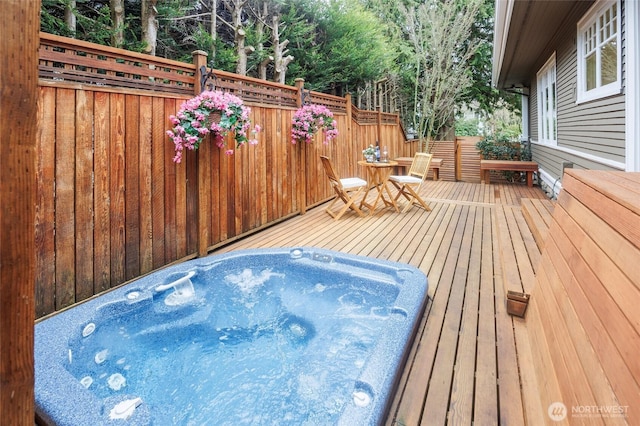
[
  {"xmin": 532, "ymin": 144, "xmax": 618, "ymax": 175},
  {"xmin": 528, "ymin": 0, "xmax": 627, "ymax": 187},
  {"xmin": 529, "ymin": 87, "xmax": 538, "ymax": 141}
]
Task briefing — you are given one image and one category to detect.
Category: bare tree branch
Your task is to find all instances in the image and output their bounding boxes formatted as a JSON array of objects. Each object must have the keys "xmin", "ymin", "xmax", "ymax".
[{"xmin": 401, "ymin": 0, "xmax": 482, "ymax": 151}]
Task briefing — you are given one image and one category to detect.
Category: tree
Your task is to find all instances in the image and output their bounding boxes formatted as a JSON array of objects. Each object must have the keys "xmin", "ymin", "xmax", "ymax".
[
  {"xmin": 400, "ymin": 0, "xmax": 483, "ymax": 150},
  {"xmin": 310, "ymin": 0, "xmax": 395, "ymax": 95},
  {"xmin": 250, "ymin": 0, "xmax": 274, "ymax": 80},
  {"xmin": 460, "ymin": 0, "xmax": 520, "ymax": 116},
  {"xmin": 141, "ymin": 0, "xmax": 158, "ymax": 55},
  {"xmin": 210, "ymin": 0, "xmax": 218, "ymax": 64},
  {"xmin": 41, "ymin": 0, "xmax": 146, "ymax": 52},
  {"xmin": 65, "ymin": 0, "xmax": 77, "ymax": 36},
  {"xmin": 221, "ymin": 0, "xmax": 254, "ymax": 75},
  {"xmin": 271, "ymin": 13, "xmax": 294, "ymax": 84},
  {"xmin": 276, "ymin": 1, "xmax": 319, "ymax": 85},
  {"xmin": 40, "ymin": 0, "xmax": 394, "ymax": 100},
  {"xmin": 245, "ymin": 0, "xmax": 293, "ymax": 83},
  {"xmin": 111, "ymin": 0, "xmax": 125, "ymax": 47}
]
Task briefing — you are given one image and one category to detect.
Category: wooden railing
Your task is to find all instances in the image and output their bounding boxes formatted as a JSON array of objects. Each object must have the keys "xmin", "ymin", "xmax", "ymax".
[
  {"xmin": 202, "ymin": 67, "xmax": 299, "ymax": 108},
  {"xmin": 352, "ymin": 106, "xmax": 379, "ymax": 124},
  {"xmin": 307, "ymin": 89, "xmax": 348, "ymax": 114},
  {"xmin": 39, "ymin": 33, "xmax": 197, "ymax": 95},
  {"xmin": 35, "ymin": 33, "xmax": 419, "ymax": 318}
]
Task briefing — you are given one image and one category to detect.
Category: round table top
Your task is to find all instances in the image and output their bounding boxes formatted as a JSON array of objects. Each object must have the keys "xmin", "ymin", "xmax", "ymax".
[{"xmin": 357, "ymin": 160, "xmax": 398, "ymax": 167}]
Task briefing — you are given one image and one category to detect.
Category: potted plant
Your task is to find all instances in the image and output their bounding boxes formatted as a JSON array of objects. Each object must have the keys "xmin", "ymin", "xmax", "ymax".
[
  {"xmin": 362, "ymin": 145, "xmax": 376, "ymax": 162},
  {"xmin": 166, "ymin": 90, "xmax": 260, "ymax": 163},
  {"xmin": 291, "ymin": 104, "xmax": 338, "ymax": 144}
]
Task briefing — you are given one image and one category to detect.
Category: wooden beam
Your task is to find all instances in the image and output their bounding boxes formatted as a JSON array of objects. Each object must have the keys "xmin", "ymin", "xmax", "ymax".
[{"xmin": 0, "ymin": 0, "xmax": 40, "ymax": 423}]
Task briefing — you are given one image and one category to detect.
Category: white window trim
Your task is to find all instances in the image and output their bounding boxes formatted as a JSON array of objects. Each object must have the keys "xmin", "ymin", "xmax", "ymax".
[
  {"xmin": 626, "ymin": 0, "xmax": 640, "ymax": 171},
  {"xmin": 537, "ymin": 53, "xmax": 557, "ymax": 145},
  {"xmin": 576, "ymin": 0, "xmax": 622, "ymax": 104}
]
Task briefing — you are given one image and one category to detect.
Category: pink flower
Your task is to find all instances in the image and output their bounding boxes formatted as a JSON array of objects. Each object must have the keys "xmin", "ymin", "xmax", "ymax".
[
  {"xmin": 291, "ymin": 104, "xmax": 338, "ymax": 144},
  {"xmin": 166, "ymin": 90, "xmax": 260, "ymax": 163}
]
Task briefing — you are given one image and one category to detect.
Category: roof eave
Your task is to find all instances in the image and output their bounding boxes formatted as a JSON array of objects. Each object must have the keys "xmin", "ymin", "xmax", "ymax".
[{"xmin": 491, "ymin": 0, "xmax": 515, "ymax": 88}]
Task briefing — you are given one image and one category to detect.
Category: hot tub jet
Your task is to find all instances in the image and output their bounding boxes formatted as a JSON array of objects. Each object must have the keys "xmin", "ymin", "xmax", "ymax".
[{"xmin": 155, "ymin": 270, "xmax": 196, "ymax": 306}]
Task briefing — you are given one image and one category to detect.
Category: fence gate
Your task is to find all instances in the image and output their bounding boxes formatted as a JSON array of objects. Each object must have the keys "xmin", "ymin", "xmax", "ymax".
[{"xmin": 455, "ymin": 136, "xmax": 482, "ymax": 183}]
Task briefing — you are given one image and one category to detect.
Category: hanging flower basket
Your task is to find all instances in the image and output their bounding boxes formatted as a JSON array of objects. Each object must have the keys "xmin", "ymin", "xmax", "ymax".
[
  {"xmin": 291, "ymin": 104, "xmax": 338, "ymax": 145},
  {"xmin": 166, "ymin": 90, "xmax": 260, "ymax": 163}
]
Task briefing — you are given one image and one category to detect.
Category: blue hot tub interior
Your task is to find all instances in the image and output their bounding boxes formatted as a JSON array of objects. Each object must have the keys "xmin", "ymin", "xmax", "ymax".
[{"xmin": 35, "ymin": 247, "xmax": 428, "ymax": 425}]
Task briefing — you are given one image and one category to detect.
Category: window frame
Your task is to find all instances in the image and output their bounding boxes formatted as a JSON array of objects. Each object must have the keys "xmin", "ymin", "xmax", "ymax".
[
  {"xmin": 537, "ymin": 53, "xmax": 558, "ymax": 145},
  {"xmin": 576, "ymin": 0, "xmax": 622, "ymax": 104}
]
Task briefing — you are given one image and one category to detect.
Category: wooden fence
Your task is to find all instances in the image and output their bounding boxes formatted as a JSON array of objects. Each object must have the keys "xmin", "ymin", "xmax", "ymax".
[{"xmin": 35, "ymin": 33, "xmax": 419, "ymax": 317}]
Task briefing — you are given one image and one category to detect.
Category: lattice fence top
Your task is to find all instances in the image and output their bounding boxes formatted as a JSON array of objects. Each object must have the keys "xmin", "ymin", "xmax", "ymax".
[
  {"xmin": 203, "ymin": 68, "xmax": 299, "ymax": 109},
  {"xmin": 39, "ymin": 33, "xmax": 197, "ymax": 95}
]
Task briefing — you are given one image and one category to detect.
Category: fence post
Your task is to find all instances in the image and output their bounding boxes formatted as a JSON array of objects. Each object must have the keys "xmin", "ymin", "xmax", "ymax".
[
  {"xmin": 192, "ymin": 50, "xmax": 208, "ymax": 95},
  {"xmin": 192, "ymin": 50, "xmax": 211, "ymax": 256},
  {"xmin": 1, "ymin": 1, "xmax": 38, "ymax": 422},
  {"xmin": 295, "ymin": 78, "xmax": 307, "ymax": 214},
  {"xmin": 295, "ymin": 78, "xmax": 304, "ymax": 108},
  {"xmin": 345, "ymin": 93, "xmax": 353, "ymax": 146},
  {"xmin": 377, "ymin": 109, "xmax": 382, "ymax": 144}
]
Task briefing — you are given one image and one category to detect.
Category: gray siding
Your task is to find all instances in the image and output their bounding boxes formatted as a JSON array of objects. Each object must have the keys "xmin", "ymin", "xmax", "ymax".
[
  {"xmin": 528, "ymin": 0, "xmax": 627, "ymax": 182},
  {"xmin": 532, "ymin": 144, "xmax": 621, "ymax": 179},
  {"xmin": 556, "ymin": 35, "xmax": 626, "ymax": 162},
  {"xmin": 529, "ymin": 87, "xmax": 538, "ymax": 141}
]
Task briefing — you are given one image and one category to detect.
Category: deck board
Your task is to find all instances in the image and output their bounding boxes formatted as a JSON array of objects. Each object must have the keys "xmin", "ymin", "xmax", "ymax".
[
  {"xmin": 213, "ymin": 181, "xmax": 548, "ymax": 424},
  {"xmin": 491, "ymin": 210, "xmax": 526, "ymax": 425},
  {"xmin": 420, "ymin": 204, "xmax": 474, "ymax": 425},
  {"xmin": 442, "ymin": 206, "xmax": 482, "ymax": 425},
  {"xmin": 474, "ymin": 206, "xmax": 499, "ymax": 425}
]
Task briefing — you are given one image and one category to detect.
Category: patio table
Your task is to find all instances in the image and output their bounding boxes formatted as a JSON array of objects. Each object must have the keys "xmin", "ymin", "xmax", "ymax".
[{"xmin": 358, "ymin": 160, "xmax": 400, "ymax": 215}]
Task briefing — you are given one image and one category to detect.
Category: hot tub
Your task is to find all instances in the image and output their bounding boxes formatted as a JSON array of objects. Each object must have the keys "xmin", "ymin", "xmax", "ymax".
[{"xmin": 35, "ymin": 247, "xmax": 428, "ymax": 425}]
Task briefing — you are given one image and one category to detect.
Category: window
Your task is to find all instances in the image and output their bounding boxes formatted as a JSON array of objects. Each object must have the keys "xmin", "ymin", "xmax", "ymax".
[
  {"xmin": 537, "ymin": 54, "xmax": 557, "ymax": 145},
  {"xmin": 577, "ymin": 0, "xmax": 621, "ymax": 103}
]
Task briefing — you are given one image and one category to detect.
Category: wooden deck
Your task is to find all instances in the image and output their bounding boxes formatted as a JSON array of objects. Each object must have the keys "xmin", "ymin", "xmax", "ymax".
[{"xmin": 213, "ymin": 180, "xmax": 549, "ymax": 425}]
